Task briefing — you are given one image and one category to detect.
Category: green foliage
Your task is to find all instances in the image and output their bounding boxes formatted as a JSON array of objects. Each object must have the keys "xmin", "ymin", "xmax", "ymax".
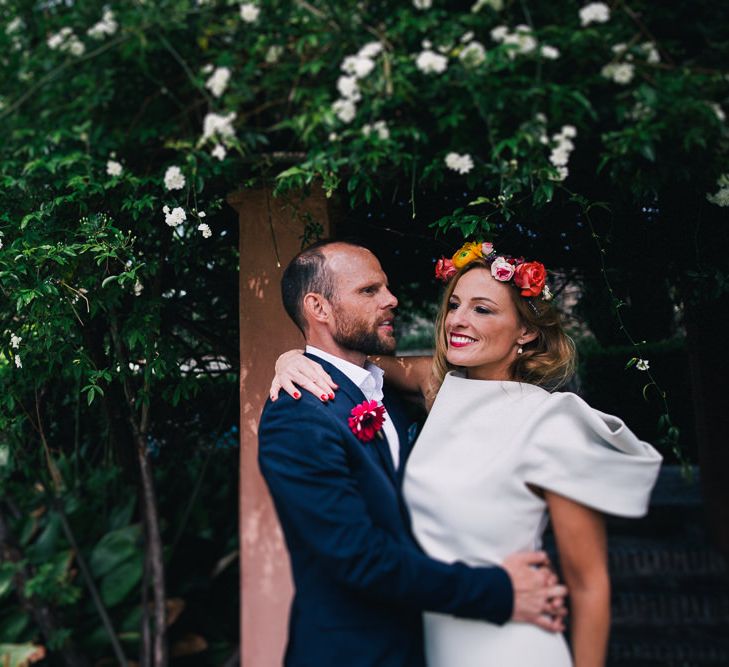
[{"xmin": 0, "ymin": 0, "xmax": 727, "ymax": 662}]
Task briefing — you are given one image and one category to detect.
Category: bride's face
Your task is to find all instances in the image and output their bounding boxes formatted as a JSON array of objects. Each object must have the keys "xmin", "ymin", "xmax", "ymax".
[{"xmin": 444, "ymin": 268, "xmax": 534, "ymax": 381}]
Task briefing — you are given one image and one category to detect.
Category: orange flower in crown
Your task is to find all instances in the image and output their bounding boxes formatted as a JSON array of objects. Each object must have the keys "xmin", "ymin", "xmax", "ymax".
[{"xmin": 451, "ymin": 242, "xmax": 484, "ymax": 269}]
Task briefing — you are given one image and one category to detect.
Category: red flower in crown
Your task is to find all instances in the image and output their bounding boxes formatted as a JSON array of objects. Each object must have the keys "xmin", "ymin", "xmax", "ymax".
[
  {"xmin": 513, "ymin": 261, "xmax": 547, "ymax": 297},
  {"xmin": 348, "ymin": 400, "xmax": 386, "ymax": 443},
  {"xmin": 434, "ymin": 257, "xmax": 457, "ymax": 282}
]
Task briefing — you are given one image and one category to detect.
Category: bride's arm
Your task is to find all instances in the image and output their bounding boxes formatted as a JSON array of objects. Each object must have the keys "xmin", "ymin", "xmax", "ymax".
[
  {"xmin": 545, "ymin": 491, "xmax": 609, "ymax": 667},
  {"xmin": 269, "ymin": 350, "xmax": 433, "ymax": 404},
  {"xmin": 369, "ymin": 355, "xmax": 433, "ymax": 401}
]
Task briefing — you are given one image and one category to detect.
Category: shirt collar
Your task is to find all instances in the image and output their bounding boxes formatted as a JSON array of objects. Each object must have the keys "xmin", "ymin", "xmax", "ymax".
[{"xmin": 306, "ymin": 345, "xmax": 384, "ymax": 402}]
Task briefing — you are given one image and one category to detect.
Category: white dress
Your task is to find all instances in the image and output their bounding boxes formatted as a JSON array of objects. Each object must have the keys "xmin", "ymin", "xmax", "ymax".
[{"xmin": 403, "ymin": 373, "xmax": 663, "ymax": 667}]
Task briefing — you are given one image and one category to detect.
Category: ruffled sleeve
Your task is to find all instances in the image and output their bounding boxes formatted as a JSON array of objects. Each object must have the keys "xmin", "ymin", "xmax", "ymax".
[{"xmin": 519, "ymin": 392, "xmax": 663, "ymax": 517}]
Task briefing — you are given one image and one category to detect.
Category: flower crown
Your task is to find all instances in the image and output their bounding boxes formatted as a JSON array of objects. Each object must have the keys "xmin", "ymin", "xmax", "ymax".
[{"xmin": 435, "ymin": 241, "xmax": 553, "ymax": 301}]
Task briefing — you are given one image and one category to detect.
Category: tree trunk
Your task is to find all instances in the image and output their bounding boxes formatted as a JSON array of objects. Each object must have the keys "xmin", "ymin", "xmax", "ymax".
[{"xmin": 684, "ymin": 293, "xmax": 729, "ymax": 557}]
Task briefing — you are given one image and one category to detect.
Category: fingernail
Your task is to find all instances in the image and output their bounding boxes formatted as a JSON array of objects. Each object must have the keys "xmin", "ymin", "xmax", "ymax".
[
  {"xmin": 293, "ymin": 392, "xmax": 300, "ymax": 399},
  {"xmin": 271, "ymin": 395, "xmax": 276, "ymax": 402},
  {"xmin": 320, "ymin": 394, "xmax": 328, "ymax": 401},
  {"xmin": 329, "ymin": 393, "xmax": 335, "ymax": 400}
]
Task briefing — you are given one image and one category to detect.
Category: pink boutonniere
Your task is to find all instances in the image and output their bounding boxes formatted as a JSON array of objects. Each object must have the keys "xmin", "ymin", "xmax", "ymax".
[{"xmin": 348, "ymin": 400, "xmax": 386, "ymax": 443}]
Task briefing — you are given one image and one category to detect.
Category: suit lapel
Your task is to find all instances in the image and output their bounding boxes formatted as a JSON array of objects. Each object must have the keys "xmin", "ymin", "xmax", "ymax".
[{"xmin": 306, "ymin": 354, "xmax": 397, "ymax": 485}]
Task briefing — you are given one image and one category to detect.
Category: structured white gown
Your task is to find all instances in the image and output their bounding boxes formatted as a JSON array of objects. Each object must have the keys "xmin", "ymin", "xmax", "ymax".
[{"xmin": 403, "ymin": 373, "xmax": 663, "ymax": 667}]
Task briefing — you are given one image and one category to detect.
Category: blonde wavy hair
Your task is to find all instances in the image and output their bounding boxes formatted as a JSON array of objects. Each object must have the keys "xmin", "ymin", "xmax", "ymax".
[{"xmin": 427, "ymin": 258, "xmax": 576, "ymax": 403}]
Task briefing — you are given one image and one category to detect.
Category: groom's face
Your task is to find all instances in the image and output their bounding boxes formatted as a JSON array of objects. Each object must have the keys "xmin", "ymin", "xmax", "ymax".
[{"xmin": 324, "ymin": 245, "xmax": 398, "ymax": 355}]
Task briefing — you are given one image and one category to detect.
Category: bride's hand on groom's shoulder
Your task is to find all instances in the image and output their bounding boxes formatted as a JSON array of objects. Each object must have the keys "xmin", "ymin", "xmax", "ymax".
[
  {"xmin": 270, "ymin": 349, "xmax": 338, "ymax": 402},
  {"xmin": 502, "ymin": 551, "xmax": 568, "ymax": 633}
]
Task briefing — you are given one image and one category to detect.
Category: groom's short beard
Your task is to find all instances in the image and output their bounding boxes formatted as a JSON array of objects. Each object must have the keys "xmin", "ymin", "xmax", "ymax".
[{"xmin": 332, "ymin": 311, "xmax": 396, "ymax": 356}]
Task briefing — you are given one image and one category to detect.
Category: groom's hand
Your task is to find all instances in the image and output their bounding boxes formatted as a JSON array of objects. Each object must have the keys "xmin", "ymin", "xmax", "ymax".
[{"xmin": 502, "ymin": 551, "xmax": 567, "ymax": 632}]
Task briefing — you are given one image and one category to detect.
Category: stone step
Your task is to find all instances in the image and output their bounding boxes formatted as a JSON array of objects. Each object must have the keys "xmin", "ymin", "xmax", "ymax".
[
  {"xmin": 611, "ymin": 591, "xmax": 729, "ymax": 627},
  {"xmin": 609, "ymin": 547, "xmax": 729, "ymax": 579},
  {"xmin": 608, "ymin": 635, "xmax": 729, "ymax": 666}
]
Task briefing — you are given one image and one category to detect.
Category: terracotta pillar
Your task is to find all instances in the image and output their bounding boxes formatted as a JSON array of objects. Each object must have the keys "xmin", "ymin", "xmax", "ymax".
[{"xmin": 229, "ymin": 186, "xmax": 333, "ymax": 667}]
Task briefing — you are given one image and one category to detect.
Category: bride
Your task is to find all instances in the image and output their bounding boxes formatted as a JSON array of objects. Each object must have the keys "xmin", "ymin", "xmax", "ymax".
[{"xmin": 271, "ymin": 242, "xmax": 662, "ymax": 667}]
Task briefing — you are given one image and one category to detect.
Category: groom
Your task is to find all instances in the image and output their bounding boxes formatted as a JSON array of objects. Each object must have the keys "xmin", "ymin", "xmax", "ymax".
[{"xmin": 258, "ymin": 240, "xmax": 565, "ymax": 667}]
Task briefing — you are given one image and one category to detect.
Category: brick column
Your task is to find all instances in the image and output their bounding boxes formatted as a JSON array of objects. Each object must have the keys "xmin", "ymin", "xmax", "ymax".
[{"xmin": 228, "ymin": 186, "xmax": 332, "ymax": 666}]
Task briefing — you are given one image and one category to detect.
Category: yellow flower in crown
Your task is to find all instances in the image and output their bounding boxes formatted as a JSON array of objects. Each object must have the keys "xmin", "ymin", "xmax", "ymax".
[{"xmin": 451, "ymin": 242, "xmax": 483, "ymax": 269}]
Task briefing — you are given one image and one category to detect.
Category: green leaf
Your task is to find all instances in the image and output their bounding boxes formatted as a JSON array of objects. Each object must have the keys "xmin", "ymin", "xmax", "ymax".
[
  {"xmin": 90, "ymin": 524, "xmax": 142, "ymax": 579},
  {"xmin": 101, "ymin": 275, "xmax": 118, "ymax": 288},
  {"xmin": 100, "ymin": 557, "xmax": 143, "ymax": 607}
]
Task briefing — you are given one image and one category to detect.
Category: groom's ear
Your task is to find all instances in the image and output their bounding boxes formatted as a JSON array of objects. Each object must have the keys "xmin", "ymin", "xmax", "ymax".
[{"xmin": 302, "ymin": 292, "xmax": 332, "ymax": 325}]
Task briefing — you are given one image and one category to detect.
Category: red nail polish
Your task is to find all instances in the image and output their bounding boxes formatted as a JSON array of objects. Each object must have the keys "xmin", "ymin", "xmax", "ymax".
[
  {"xmin": 329, "ymin": 393, "xmax": 335, "ymax": 400},
  {"xmin": 293, "ymin": 391, "xmax": 300, "ymax": 399},
  {"xmin": 320, "ymin": 394, "xmax": 328, "ymax": 401}
]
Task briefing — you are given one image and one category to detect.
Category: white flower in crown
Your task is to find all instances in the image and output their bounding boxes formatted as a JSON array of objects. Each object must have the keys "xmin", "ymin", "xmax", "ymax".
[
  {"xmin": 491, "ymin": 256, "xmax": 515, "ymax": 281},
  {"xmin": 636, "ymin": 358, "xmax": 650, "ymax": 371}
]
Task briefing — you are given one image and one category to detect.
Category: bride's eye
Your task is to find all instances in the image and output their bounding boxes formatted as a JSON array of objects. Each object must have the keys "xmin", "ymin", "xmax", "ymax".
[
  {"xmin": 475, "ymin": 306, "xmax": 492, "ymax": 315},
  {"xmin": 447, "ymin": 300, "xmax": 459, "ymax": 310}
]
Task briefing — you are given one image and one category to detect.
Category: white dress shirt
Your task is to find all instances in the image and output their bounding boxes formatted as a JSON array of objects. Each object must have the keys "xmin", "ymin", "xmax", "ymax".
[{"xmin": 306, "ymin": 345, "xmax": 400, "ymax": 468}]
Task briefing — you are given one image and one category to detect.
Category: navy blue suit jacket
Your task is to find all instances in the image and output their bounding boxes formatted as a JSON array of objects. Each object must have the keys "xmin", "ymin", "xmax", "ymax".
[{"xmin": 258, "ymin": 354, "xmax": 513, "ymax": 667}]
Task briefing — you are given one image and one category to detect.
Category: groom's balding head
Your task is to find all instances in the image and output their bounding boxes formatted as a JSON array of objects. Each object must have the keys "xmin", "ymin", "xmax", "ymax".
[{"xmin": 281, "ymin": 239, "xmax": 366, "ymax": 333}]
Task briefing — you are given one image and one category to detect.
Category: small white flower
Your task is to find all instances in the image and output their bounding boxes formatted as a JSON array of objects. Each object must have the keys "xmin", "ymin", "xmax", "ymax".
[
  {"xmin": 641, "ymin": 42, "xmax": 660, "ymax": 64},
  {"xmin": 358, "ymin": 41, "xmax": 383, "ymax": 59},
  {"xmin": 47, "ymin": 27, "xmax": 71, "ymax": 50},
  {"xmin": 332, "ymin": 98, "xmax": 357, "ymax": 123},
  {"xmin": 549, "ymin": 146, "xmax": 571, "ymax": 167},
  {"xmin": 460, "ymin": 31, "xmax": 475, "ymax": 44},
  {"xmin": 413, "ymin": 0, "xmax": 432, "ymax": 9},
  {"xmin": 328, "ymin": 132, "xmax": 339, "ymax": 142},
  {"xmin": 422, "ymin": 39, "xmax": 433, "ymax": 49},
  {"xmin": 14, "ymin": 355, "xmax": 22, "ymax": 369},
  {"xmin": 490, "ymin": 25, "xmax": 509, "ymax": 42},
  {"xmin": 202, "ymin": 111, "xmax": 237, "ymax": 141},
  {"xmin": 540, "ymin": 45, "xmax": 560, "ymax": 60},
  {"xmin": 0, "ymin": 238, "xmax": 3, "ymax": 250},
  {"xmin": 6, "ymin": 17, "xmax": 24, "ymax": 34},
  {"xmin": 579, "ymin": 2, "xmax": 610, "ymax": 27},
  {"xmin": 444, "ymin": 152, "xmax": 474, "ymax": 174},
  {"xmin": 66, "ymin": 36, "xmax": 86, "ymax": 56},
  {"xmin": 163, "ymin": 205, "xmax": 186, "ymax": 227},
  {"xmin": 205, "ymin": 66, "xmax": 231, "ymax": 98},
  {"xmin": 201, "ymin": 63, "xmax": 214, "ymax": 74},
  {"xmin": 709, "ymin": 102, "xmax": 726, "ymax": 122},
  {"xmin": 636, "ymin": 358, "xmax": 650, "ymax": 371},
  {"xmin": 164, "ymin": 165, "xmax": 186, "ymax": 191},
  {"xmin": 707, "ymin": 187, "xmax": 729, "ymax": 207},
  {"xmin": 87, "ymin": 8, "xmax": 118, "ymax": 39},
  {"xmin": 459, "ymin": 41, "xmax": 486, "ymax": 67},
  {"xmin": 601, "ymin": 62, "xmax": 635, "ymax": 85},
  {"xmin": 240, "ymin": 3, "xmax": 260, "ymax": 22},
  {"xmin": 10, "ymin": 334, "xmax": 21, "ymax": 349},
  {"xmin": 416, "ymin": 49, "xmax": 448, "ymax": 74},
  {"xmin": 437, "ymin": 43, "xmax": 453, "ymax": 54},
  {"xmin": 611, "ymin": 43, "xmax": 627, "ymax": 55},
  {"xmin": 502, "ymin": 30, "xmax": 536, "ymax": 58},
  {"xmin": 560, "ymin": 125, "xmax": 577, "ymax": 138},
  {"xmin": 549, "ymin": 165, "xmax": 569, "ymax": 181},
  {"xmin": 341, "ymin": 55, "xmax": 375, "ymax": 79},
  {"xmin": 265, "ymin": 45, "xmax": 284, "ymax": 63},
  {"xmin": 106, "ymin": 160, "xmax": 123, "ymax": 177},
  {"xmin": 198, "ymin": 223, "xmax": 213, "ymax": 238},
  {"xmin": 362, "ymin": 120, "xmax": 390, "ymax": 140},
  {"xmin": 133, "ymin": 280, "xmax": 144, "ymax": 296},
  {"xmin": 337, "ymin": 75, "xmax": 361, "ymax": 101},
  {"xmin": 211, "ymin": 144, "xmax": 227, "ymax": 161},
  {"xmin": 198, "ymin": 211, "xmax": 206, "ymax": 218}
]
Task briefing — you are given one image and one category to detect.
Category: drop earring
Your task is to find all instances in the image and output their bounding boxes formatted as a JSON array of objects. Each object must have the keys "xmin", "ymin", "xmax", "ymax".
[{"xmin": 517, "ymin": 346, "xmax": 523, "ymax": 355}]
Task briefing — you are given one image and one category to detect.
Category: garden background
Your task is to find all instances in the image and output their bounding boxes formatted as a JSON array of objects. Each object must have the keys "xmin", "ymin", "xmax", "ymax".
[{"xmin": 1, "ymin": 0, "xmax": 728, "ymax": 665}]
